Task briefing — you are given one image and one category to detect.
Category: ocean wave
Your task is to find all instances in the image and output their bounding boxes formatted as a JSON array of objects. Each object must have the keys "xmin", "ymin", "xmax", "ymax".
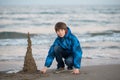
[
  {"xmin": 0, "ymin": 55, "xmax": 45, "ymax": 61},
  {"xmin": 0, "ymin": 55, "xmax": 24, "ymax": 61},
  {"xmin": 87, "ymin": 30, "xmax": 120, "ymax": 37},
  {"xmin": 0, "ymin": 5, "xmax": 119, "ymax": 29},
  {"xmin": 77, "ymin": 30, "xmax": 120, "ymax": 42},
  {"xmin": 80, "ymin": 36, "xmax": 120, "ymax": 42},
  {"xmin": 0, "ymin": 31, "xmax": 120, "ymax": 46},
  {"xmin": 82, "ymin": 46, "xmax": 120, "ymax": 50},
  {"xmin": 0, "ymin": 32, "xmax": 35, "ymax": 39},
  {"xmin": 0, "ymin": 11, "xmax": 66, "ymax": 15},
  {"xmin": 0, "ymin": 52, "xmax": 119, "ymax": 62},
  {"xmin": 0, "ymin": 30, "xmax": 120, "ymax": 39}
]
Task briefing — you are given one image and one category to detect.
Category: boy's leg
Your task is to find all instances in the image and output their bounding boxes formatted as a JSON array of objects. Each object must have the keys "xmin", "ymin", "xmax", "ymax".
[
  {"xmin": 65, "ymin": 55, "xmax": 73, "ymax": 70},
  {"xmin": 54, "ymin": 46, "xmax": 65, "ymax": 69}
]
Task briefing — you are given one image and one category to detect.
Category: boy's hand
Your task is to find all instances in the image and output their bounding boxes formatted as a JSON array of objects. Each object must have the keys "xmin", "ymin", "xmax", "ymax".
[
  {"xmin": 40, "ymin": 67, "xmax": 47, "ymax": 74},
  {"xmin": 72, "ymin": 69, "xmax": 80, "ymax": 74}
]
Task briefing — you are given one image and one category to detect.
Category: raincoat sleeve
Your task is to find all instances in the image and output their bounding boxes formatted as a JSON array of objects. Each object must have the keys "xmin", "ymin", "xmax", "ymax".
[
  {"xmin": 72, "ymin": 37, "xmax": 82, "ymax": 69},
  {"xmin": 44, "ymin": 39, "xmax": 58, "ymax": 67}
]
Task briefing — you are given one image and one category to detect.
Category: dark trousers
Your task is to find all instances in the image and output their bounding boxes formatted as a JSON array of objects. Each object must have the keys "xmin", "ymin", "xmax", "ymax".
[{"xmin": 54, "ymin": 46, "xmax": 73, "ymax": 69}]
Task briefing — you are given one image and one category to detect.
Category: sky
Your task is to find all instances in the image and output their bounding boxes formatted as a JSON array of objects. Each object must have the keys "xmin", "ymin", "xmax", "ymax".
[{"xmin": 0, "ymin": 0, "xmax": 120, "ymax": 5}]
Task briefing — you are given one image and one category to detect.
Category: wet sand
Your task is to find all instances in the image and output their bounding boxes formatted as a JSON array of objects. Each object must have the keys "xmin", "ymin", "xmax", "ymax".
[{"xmin": 0, "ymin": 64, "xmax": 120, "ymax": 80}]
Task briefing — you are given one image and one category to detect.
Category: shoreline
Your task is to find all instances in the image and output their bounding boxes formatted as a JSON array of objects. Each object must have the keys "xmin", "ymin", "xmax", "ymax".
[
  {"xmin": 0, "ymin": 58, "xmax": 120, "ymax": 73},
  {"xmin": 0, "ymin": 64, "xmax": 120, "ymax": 80}
]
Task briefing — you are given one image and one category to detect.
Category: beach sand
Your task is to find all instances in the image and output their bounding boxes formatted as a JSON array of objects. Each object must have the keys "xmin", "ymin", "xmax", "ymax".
[{"xmin": 0, "ymin": 64, "xmax": 120, "ymax": 80}]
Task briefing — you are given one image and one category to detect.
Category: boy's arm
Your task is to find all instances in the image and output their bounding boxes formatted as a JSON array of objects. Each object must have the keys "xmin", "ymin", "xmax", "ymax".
[
  {"xmin": 40, "ymin": 46, "xmax": 54, "ymax": 74},
  {"xmin": 44, "ymin": 45, "xmax": 55, "ymax": 67},
  {"xmin": 41, "ymin": 39, "xmax": 58, "ymax": 73},
  {"xmin": 72, "ymin": 38, "xmax": 82, "ymax": 74},
  {"xmin": 72, "ymin": 37, "xmax": 82, "ymax": 69}
]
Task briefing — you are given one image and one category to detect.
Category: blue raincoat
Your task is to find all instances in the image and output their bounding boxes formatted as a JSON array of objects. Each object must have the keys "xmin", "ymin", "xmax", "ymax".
[{"xmin": 45, "ymin": 27, "xmax": 82, "ymax": 69}]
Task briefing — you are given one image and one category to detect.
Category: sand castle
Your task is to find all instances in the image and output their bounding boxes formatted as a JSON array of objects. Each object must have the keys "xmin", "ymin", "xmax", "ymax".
[{"xmin": 21, "ymin": 32, "xmax": 38, "ymax": 73}]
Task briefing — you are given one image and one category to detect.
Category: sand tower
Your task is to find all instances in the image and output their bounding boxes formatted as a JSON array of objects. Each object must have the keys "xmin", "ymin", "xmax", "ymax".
[{"xmin": 22, "ymin": 32, "xmax": 37, "ymax": 73}]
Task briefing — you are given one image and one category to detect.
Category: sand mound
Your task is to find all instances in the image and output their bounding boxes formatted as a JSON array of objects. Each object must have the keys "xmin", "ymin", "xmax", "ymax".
[{"xmin": 20, "ymin": 32, "xmax": 38, "ymax": 73}]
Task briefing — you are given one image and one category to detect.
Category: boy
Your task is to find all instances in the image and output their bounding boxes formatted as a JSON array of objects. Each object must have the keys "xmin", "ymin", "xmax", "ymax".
[{"xmin": 41, "ymin": 22, "xmax": 82, "ymax": 74}]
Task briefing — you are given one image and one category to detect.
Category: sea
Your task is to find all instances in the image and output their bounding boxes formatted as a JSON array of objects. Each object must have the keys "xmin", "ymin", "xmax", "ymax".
[{"xmin": 0, "ymin": 5, "xmax": 120, "ymax": 73}]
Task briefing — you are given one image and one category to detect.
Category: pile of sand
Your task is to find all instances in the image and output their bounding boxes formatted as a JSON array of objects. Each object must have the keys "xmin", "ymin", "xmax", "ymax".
[{"xmin": 19, "ymin": 32, "xmax": 38, "ymax": 73}]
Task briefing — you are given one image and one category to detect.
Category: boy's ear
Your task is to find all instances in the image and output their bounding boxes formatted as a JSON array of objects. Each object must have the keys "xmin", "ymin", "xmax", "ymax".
[{"xmin": 65, "ymin": 29, "xmax": 68, "ymax": 34}]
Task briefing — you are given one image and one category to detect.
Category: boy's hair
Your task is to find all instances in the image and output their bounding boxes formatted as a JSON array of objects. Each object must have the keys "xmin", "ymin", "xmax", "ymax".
[{"xmin": 55, "ymin": 22, "xmax": 67, "ymax": 32}]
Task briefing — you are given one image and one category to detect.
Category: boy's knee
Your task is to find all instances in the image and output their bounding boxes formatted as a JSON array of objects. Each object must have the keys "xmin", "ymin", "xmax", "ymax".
[
  {"xmin": 54, "ymin": 46, "xmax": 62, "ymax": 54},
  {"xmin": 65, "ymin": 57, "xmax": 73, "ymax": 66}
]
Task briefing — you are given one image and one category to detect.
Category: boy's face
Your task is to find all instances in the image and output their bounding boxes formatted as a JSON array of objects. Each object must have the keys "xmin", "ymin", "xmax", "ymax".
[{"xmin": 56, "ymin": 29, "xmax": 66, "ymax": 38}]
